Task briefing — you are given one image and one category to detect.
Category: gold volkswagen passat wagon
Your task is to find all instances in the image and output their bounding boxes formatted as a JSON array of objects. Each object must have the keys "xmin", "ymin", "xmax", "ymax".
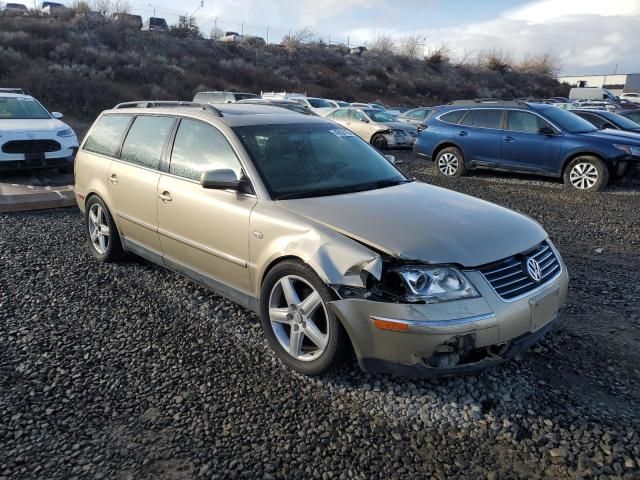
[{"xmin": 74, "ymin": 101, "xmax": 568, "ymax": 377}]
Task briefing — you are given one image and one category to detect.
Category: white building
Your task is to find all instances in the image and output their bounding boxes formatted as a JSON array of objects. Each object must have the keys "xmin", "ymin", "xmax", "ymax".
[{"xmin": 558, "ymin": 73, "xmax": 640, "ymax": 95}]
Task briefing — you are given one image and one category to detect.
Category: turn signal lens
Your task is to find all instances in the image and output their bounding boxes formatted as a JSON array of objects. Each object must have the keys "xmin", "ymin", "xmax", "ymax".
[{"xmin": 372, "ymin": 317, "xmax": 409, "ymax": 332}]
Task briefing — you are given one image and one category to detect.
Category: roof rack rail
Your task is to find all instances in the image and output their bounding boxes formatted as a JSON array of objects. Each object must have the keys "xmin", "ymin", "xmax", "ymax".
[
  {"xmin": 447, "ymin": 99, "xmax": 530, "ymax": 107},
  {"xmin": 113, "ymin": 101, "xmax": 223, "ymax": 117}
]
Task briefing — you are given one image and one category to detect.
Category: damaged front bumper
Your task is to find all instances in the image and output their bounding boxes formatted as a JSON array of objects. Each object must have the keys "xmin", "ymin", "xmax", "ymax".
[{"xmin": 327, "ymin": 267, "xmax": 569, "ymax": 377}]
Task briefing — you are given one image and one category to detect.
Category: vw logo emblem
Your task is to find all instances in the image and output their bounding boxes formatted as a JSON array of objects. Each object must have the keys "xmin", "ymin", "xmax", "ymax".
[{"xmin": 526, "ymin": 258, "xmax": 542, "ymax": 282}]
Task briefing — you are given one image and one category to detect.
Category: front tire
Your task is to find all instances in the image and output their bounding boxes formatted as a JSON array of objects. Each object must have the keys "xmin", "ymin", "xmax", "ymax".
[
  {"xmin": 85, "ymin": 196, "xmax": 123, "ymax": 262},
  {"xmin": 260, "ymin": 259, "xmax": 349, "ymax": 376},
  {"xmin": 563, "ymin": 156, "xmax": 609, "ymax": 192},
  {"xmin": 371, "ymin": 133, "xmax": 388, "ymax": 150},
  {"xmin": 435, "ymin": 147, "xmax": 466, "ymax": 177}
]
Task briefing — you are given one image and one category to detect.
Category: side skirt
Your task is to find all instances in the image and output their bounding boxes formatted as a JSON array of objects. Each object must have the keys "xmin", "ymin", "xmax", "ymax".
[{"xmin": 122, "ymin": 237, "xmax": 258, "ymax": 313}]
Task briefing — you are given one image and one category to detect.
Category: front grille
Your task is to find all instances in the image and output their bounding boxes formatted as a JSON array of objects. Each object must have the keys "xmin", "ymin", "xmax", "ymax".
[
  {"xmin": 2, "ymin": 140, "xmax": 61, "ymax": 154},
  {"xmin": 478, "ymin": 241, "xmax": 561, "ymax": 300}
]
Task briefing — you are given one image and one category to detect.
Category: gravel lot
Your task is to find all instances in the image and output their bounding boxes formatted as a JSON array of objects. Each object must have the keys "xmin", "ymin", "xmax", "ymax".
[{"xmin": 1, "ymin": 153, "xmax": 639, "ymax": 479}]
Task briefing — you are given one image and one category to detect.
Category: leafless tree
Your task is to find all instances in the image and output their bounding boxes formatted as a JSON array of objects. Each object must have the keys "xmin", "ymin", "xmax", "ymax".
[
  {"xmin": 112, "ymin": 0, "xmax": 130, "ymax": 14},
  {"xmin": 282, "ymin": 27, "xmax": 317, "ymax": 49},
  {"xmin": 424, "ymin": 44, "xmax": 451, "ymax": 68},
  {"xmin": 91, "ymin": 0, "xmax": 112, "ymax": 15},
  {"xmin": 71, "ymin": 0, "xmax": 91, "ymax": 13},
  {"xmin": 366, "ymin": 33, "xmax": 396, "ymax": 55},
  {"xmin": 397, "ymin": 34, "xmax": 425, "ymax": 58},
  {"xmin": 210, "ymin": 27, "xmax": 224, "ymax": 40}
]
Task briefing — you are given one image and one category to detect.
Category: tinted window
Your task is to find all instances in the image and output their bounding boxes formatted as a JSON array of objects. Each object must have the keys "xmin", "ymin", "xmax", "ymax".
[
  {"xmin": 365, "ymin": 110, "xmax": 396, "ymax": 122},
  {"xmin": 461, "ymin": 109, "xmax": 503, "ymax": 129},
  {"xmin": 507, "ymin": 111, "xmax": 547, "ymax": 133},
  {"xmin": 233, "ymin": 123, "xmax": 407, "ymax": 200},
  {"xmin": 575, "ymin": 112, "xmax": 608, "ymax": 129},
  {"xmin": 439, "ymin": 110, "xmax": 466, "ymax": 124},
  {"xmin": 83, "ymin": 114, "xmax": 131, "ymax": 157},
  {"xmin": 331, "ymin": 109, "xmax": 349, "ymax": 120},
  {"xmin": 308, "ymin": 99, "xmax": 333, "ymax": 108},
  {"xmin": 170, "ymin": 119, "xmax": 241, "ymax": 181},
  {"xmin": 120, "ymin": 116, "xmax": 174, "ymax": 169},
  {"xmin": 351, "ymin": 110, "xmax": 367, "ymax": 121},
  {"xmin": 623, "ymin": 111, "xmax": 640, "ymax": 123},
  {"xmin": 0, "ymin": 97, "xmax": 50, "ymax": 119},
  {"xmin": 542, "ymin": 107, "xmax": 598, "ymax": 133}
]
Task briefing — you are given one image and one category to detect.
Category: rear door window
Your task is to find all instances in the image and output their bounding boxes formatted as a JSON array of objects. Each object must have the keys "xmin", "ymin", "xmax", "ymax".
[
  {"xmin": 331, "ymin": 109, "xmax": 350, "ymax": 120},
  {"xmin": 120, "ymin": 115, "xmax": 175, "ymax": 170},
  {"xmin": 460, "ymin": 109, "xmax": 503, "ymax": 129},
  {"xmin": 83, "ymin": 114, "xmax": 132, "ymax": 157},
  {"xmin": 211, "ymin": 93, "xmax": 227, "ymax": 103},
  {"xmin": 409, "ymin": 109, "xmax": 425, "ymax": 120},
  {"xmin": 193, "ymin": 92, "xmax": 213, "ymax": 104},
  {"xmin": 169, "ymin": 119, "xmax": 242, "ymax": 181},
  {"xmin": 439, "ymin": 110, "xmax": 466, "ymax": 124}
]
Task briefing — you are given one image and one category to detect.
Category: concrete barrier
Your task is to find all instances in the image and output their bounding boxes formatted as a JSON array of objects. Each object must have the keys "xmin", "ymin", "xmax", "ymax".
[{"xmin": 0, "ymin": 182, "xmax": 77, "ymax": 212}]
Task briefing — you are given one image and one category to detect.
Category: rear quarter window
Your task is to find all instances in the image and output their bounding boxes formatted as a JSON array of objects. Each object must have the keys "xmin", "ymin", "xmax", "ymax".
[{"xmin": 83, "ymin": 114, "xmax": 132, "ymax": 157}]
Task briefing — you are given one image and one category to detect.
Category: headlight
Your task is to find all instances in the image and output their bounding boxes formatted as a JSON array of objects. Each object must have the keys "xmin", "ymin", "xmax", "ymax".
[
  {"xmin": 392, "ymin": 266, "xmax": 480, "ymax": 303},
  {"xmin": 57, "ymin": 128, "xmax": 75, "ymax": 138},
  {"xmin": 613, "ymin": 144, "xmax": 640, "ymax": 156}
]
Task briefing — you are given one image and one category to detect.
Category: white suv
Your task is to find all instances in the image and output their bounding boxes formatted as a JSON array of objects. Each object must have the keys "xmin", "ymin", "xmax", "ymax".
[{"xmin": 0, "ymin": 93, "xmax": 78, "ymax": 171}]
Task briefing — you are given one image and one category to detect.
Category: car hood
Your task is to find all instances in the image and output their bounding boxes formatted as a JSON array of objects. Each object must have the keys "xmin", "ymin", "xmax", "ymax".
[
  {"xmin": 278, "ymin": 181, "xmax": 547, "ymax": 267},
  {"xmin": 0, "ymin": 118, "xmax": 69, "ymax": 133},
  {"xmin": 582, "ymin": 129, "xmax": 640, "ymax": 143}
]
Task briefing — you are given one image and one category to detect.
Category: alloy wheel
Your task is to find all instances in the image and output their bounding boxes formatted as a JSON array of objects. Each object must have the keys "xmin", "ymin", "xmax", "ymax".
[
  {"xmin": 88, "ymin": 203, "xmax": 110, "ymax": 254},
  {"xmin": 569, "ymin": 162, "xmax": 598, "ymax": 190},
  {"xmin": 268, "ymin": 275, "xmax": 329, "ymax": 362},
  {"xmin": 438, "ymin": 152, "xmax": 459, "ymax": 175}
]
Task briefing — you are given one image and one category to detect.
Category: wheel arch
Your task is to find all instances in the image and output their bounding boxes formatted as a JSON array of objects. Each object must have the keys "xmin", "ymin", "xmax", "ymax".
[
  {"xmin": 432, "ymin": 141, "xmax": 464, "ymax": 162},
  {"xmin": 561, "ymin": 151, "xmax": 609, "ymax": 178}
]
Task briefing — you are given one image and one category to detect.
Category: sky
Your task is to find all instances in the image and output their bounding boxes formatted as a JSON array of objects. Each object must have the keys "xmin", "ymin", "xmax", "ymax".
[{"xmin": 125, "ymin": 0, "xmax": 640, "ymax": 75}]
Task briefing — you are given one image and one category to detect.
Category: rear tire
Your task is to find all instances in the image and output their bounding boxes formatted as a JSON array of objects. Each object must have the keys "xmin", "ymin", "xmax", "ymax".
[
  {"xmin": 85, "ymin": 196, "xmax": 123, "ymax": 262},
  {"xmin": 435, "ymin": 147, "xmax": 466, "ymax": 177},
  {"xmin": 260, "ymin": 259, "xmax": 350, "ymax": 376},
  {"xmin": 563, "ymin": 156, "xmax": 608, "ymax": 192},
  {"xmin": 371, "ymin": 133, "xmax": 388, "ymax": 150}
]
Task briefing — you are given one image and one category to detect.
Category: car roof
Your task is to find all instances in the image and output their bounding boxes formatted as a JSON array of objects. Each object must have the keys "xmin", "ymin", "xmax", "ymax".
[
  {"xmin": 103, "ymin": 103, "xmax": 332, "ymax": 127},
  {"xmin": 0, "ymin": 93, "xmax": 31, "ymax": 99}
]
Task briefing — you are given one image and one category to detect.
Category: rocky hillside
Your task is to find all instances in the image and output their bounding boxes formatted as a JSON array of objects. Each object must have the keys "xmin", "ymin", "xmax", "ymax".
[{"xmin": 0, "ymin": 14, "xmax": 568, "ymax": 120}]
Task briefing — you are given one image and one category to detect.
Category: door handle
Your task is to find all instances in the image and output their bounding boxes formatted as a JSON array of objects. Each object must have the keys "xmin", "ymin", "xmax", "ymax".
[
  {"xmin": 458, "ymin": 131, "xmax": 468, "ymax": 137},
  {"xmin": 504, "ymin": 136, "xmax": 515, "ymax": 142},
  {"xmin": 158, "ymin": 191, "xmax": 172, "ymax": 202},
  {"xmin": 109, "ymin": 173, "xmax": 118, "ymax": 184}
]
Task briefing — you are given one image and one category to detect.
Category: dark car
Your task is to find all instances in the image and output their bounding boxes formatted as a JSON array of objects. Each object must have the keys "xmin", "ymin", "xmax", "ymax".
[
  {"xmin": 413, "ymin": 100, "xmax": 640, "ymax": 191},
  {"xmin": 619, "ymin": 110, "xmax": 640, "ymax": 124},
  {"xmin": 235, "ymin": 98, "xmax": 319, "ymax": 116},
  {"xmin": 193, "ymin": 91, "xmax": 259, "ymax": 104},
  {"xmin": 572, "ymin": 109, "xmax": 640, "ymax": 134}
]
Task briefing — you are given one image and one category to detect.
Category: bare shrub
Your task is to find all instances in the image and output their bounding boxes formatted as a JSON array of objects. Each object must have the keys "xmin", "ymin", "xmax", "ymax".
[
  {"xmin": 282, "ymin": 27, "xmax": 316, "ymax": 50},
  {"xmin": 517, "ymin": 53, "xmax": 560, "ymax": 77},
  {"xmin": 366, "ymin": 33, "xmax": 396, "ymax": 55},
  {"xmin": 477, "ymin": 49, "xmax": 513, "ymax": 73},
  {"xmin": 424, "ymin": 44, "xmax": 450, "ymax": 70},
  {"xmin": 397, "ymin": 34, "xmax": 425, "ymax": 59}
]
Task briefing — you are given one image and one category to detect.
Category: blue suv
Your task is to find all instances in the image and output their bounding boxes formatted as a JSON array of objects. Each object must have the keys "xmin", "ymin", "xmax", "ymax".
[{"xmin": 413, "ymin": 101, "xmax": 640, "ymax": 191}]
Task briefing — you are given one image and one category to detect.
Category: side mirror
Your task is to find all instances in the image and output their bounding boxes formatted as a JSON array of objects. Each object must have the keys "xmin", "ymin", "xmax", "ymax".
[
  {"xmin": 51, "ymin": 112, "xmax": 64, "ymax": 119},
  {"xmin": 538, "ymin": 126, "xmax": 556, "ymax": 136},
  {"xmin": 200, "ymin": 169, "xmax": 241, "ymax": 190},
  {"xmin": 416, "ymin": 124, "xmax": 427, "ymax": 132},
  {"xmin": 361, "ymin": 118, "xmax": 369, "ymax": 123}
]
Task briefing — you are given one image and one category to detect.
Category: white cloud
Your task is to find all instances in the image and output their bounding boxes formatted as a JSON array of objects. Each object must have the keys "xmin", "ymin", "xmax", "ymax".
[{"xmin": 347, "ymin": 0, "xmax": 640, "ymax": 74}]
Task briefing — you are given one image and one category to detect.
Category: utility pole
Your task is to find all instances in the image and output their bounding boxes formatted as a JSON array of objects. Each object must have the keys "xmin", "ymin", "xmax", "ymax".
[
  {"xmin": 241, "ymin": 22, "xmax": 244, "ymax": 42},
  {"xmin": 148, "ymin": 4, "xmax": 156, "ymax": 16},
  {"xmin": 266, "ymin": 25, "xmax": 269, "ymax": 45}
]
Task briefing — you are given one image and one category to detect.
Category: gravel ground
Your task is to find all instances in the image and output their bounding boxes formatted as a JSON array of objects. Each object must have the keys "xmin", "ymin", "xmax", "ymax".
[{"xmin": 1, "ymin": 155, "xmax": 639, "ymax": 480}]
